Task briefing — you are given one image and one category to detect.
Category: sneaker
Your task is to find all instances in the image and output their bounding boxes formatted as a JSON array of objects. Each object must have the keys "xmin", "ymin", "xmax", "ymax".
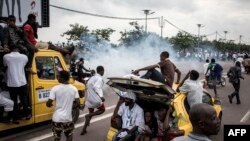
[
  {"xmin": 12, "ymin": 120, "xmax": 20, "ymax": 124},
  {"xmin": 228, "ymin": 95, "xmax": 232, "ymax": 104},
  {"xmin": 25, "ymin": 114, "xmax": 32, "ymax": 120}
]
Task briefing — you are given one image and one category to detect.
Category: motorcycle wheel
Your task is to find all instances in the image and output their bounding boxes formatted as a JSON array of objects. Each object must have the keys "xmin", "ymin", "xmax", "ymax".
[{"xmin": 220, "ymin": 77, "xmax": 226, "ymax": 87}]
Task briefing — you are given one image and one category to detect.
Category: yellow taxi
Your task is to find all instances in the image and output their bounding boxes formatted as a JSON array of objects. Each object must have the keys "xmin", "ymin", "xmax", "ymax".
[
  {"xmin": 106, "ymin": 77, "xmax": 222, "ymax": 141},
  {"xmin": 0, "ymin": 49, "xmax": 85, "ymax": 132}
]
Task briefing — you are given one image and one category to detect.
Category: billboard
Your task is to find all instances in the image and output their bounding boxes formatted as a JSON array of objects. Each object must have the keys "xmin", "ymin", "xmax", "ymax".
[{"xmin": 0, "ymin": 0, "xmax": 49, "ymax": 27}]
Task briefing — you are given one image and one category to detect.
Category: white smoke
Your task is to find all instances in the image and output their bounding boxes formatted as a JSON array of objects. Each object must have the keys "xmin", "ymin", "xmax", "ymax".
[
  {"xmin": 73, "ymin": 32, "xmax": 225, "ymax": 85},
  {"xmin": 76, "ymin": 33, "xmax": 177, "ymax": 78}
]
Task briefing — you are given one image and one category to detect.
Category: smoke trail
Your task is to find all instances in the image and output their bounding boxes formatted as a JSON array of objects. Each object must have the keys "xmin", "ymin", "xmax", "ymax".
[{"xmin": 76, "ymin": 33, "xmax": 177, "ymax": 78}]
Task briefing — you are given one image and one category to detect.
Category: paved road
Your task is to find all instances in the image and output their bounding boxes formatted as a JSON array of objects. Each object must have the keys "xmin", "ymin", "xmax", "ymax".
[{"xmin": 1, "ymin": 61, "xmax": 250, "ymax": 141}]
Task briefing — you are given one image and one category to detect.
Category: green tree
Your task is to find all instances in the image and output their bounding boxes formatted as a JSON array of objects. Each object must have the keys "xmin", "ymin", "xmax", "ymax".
[
  {"xmin": 62, "ymin": 23, "xmax": 115, "ymax": 42},
  {"xmin": 92, "ymin": 28, "xmax": 115, "ymax": 42},
  {"xmin": 61, "ymin": 23, "xmax": 90, "ymax": 41},
  {"xmin": 169, "ymin": 31, "xmax": 197, "ymax": 51},
  {"xmin": 119, "ymin": 21, "xmax": 145, "ymax": 46}
]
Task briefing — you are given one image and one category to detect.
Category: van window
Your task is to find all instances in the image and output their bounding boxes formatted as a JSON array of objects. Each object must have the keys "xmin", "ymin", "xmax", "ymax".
[
  {"xmin": 35, "ymin": 57, "xmax": 55, "ymax": 80},
  {"xmin": 54, "ymin": 57, "xmax": 64, "ymax": 76}
]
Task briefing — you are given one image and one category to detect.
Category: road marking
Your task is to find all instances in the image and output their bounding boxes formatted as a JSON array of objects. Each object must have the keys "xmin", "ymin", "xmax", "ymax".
[
  {"xmin": 26, "ymin": 106, "xmax": 115, "ymax": 141},
  {"xmin": 79, "ymin": 105, "xmax": 116, "ymax": 118},
  {"xmin": 240, "ymin": 109, "xmax": 250, "ymax": 123},
  {"xmin": 27, "ymin": 113, "xmax": 113, "ymax": 141},
  {"xmin": 1, "ymin": 105, "xmax": 116, "ymax": 141}
]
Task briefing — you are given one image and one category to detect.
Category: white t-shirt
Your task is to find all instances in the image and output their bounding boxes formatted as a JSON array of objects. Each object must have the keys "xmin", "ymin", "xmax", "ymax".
[
  {"xmin": 118, "ymin": 103, "xmax": 144, "ymax": 132},
  {"xmin": 3, "ymin": 52, "xmax": 28, "ymax": 87},
  {"xmin": 203, "ymin": 63, "xmax": 209, "ymax": 75},
  {"xmin": 49, "ymin": 84, "xmax": 79, "ymax": 122},
  {"xmin": 179, "ymin": 79, "xmax": 204, "ymax": 108},
  {"xmin": 85, "ymin": 74, "xmax": 104, "ymax": 108},
  {"xmin": 86, "ymin": 74, "xmax": 104, "ymax": 97}
]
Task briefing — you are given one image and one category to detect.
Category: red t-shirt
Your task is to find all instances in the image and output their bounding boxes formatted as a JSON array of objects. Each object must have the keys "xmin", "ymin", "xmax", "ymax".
[{"xmin": 23, "ymin": 24, "xmax": 37, "ymax": 46}]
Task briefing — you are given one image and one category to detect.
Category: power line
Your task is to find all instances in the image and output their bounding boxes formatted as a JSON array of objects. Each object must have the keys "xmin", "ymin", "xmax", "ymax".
[
  {"xmin": 50, "ymin": 4, "xmax": 160, "ymax": 20},
  {"xmin": 163, "ymin": 20, "xmax": 216, "ymax": 38},
  {"xmin": 204, "ymin": 32, "xmax": 216, "ymax": 37},
  {"xmin": 217, "ymin": 33, "xmax": 224, "ymax": 38},
  {"xmin": 164, "ymin": 19, "xmax": 195, "ymax": 35},
  {"xmin": 50, "ymin": 4, "xmax": 248, "ymax": 43}
]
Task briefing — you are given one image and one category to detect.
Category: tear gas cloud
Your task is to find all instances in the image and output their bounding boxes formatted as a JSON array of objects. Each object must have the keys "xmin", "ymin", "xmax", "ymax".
[{"xmin": 75, "ymin": 33, "xmax": 205, "ymax": 78}]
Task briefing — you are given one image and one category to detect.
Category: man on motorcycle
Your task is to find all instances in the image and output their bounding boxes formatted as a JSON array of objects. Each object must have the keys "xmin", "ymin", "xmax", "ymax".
[
  {"xmin": 75, "ymin": 58, "xmax": 91, "ymax": 82},
  {"xmin": 205, "ymin": 58, "xmax": 223, "ymax": 98}
]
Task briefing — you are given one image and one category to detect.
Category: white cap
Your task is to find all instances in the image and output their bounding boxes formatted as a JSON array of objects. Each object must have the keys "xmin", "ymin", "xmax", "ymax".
[{"xmin": 119, "ymin": 91, "xmax": 136, "ymax": 102}]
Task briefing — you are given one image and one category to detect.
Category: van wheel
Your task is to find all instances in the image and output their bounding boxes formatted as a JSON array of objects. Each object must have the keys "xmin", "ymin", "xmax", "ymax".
[{"xmin": 72, "ymin": 107, "xmax": 80, "ymax": 123}]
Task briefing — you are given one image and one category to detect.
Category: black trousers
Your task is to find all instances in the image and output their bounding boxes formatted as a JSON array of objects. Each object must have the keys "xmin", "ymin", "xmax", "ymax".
[
  {"xmin": 17, "ymin": 43, "xmax": 36, "ymax": 68},
  {"xmin": 230, "ymin": 81, "xmax": 240, "ymax": 103},
  {"xmin": 8, "ymin": 85, "xmax": 30, "ymax": 120}
]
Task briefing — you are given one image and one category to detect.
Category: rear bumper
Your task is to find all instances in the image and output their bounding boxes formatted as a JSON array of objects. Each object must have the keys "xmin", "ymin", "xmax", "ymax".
[{"xmin": 106, "ymin": 127, "xmax": 118, "ymax": 141}]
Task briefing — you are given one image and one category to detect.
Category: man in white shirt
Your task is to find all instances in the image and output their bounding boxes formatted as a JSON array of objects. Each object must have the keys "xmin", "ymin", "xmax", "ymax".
[
  {"xmin": 112, "ymin": 91, "xmax": 144, "ymax": 141},
  {"xmin": 81, "ymin": 66, "xmax": 105, "ymax": 135},
  {"xmin": 177, "ymin": 70, "xmax": 204, "ymax": 108},
  {"xmin": 3, "ymin": 45, "xmax": 30, "ymax": 124},
  {"xmin": 46, "ymin": 71, "xmax": 79, "ymax": 141}
]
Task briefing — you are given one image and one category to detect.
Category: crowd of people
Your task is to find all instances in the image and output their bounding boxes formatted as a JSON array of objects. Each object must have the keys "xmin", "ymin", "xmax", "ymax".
[
  {"xmin": 176, "ymin": 49, "xmax": 250, "ymax": 62},
  {"xmin": 0, "ymin": 13, "xmax": 75, "ymax": 124},
  {"xmin": 0, "ymin": 14, "xmax": 248, "ymax": 141},
  {"xmin": 45, "ymin": 49, "xmax": 222, "ymax": 141},
  {"xmin": 55, "ymin": 49, "xmax": 240, "ymax": 141}
]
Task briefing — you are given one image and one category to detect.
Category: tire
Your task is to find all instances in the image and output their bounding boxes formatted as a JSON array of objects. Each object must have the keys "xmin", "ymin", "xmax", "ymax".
[
  {"xmin": 72, "ymin": 107, "xmax": 80, "ymax": 123},
  {"xmin": 220, "ymin": 77, "xmax": 226, "ymax": 87}
]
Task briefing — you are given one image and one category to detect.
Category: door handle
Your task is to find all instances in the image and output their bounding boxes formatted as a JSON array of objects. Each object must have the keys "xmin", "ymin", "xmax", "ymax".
[{"xmin": 36, "ymin": 86, "xmax": 44, "ymax": 90}]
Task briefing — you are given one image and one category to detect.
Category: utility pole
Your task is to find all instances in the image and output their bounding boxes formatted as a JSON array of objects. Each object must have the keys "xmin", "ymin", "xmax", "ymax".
[
  {"xmin": 224, "ymin": 31, "xmax": 228, "ymax": 41},
  {"xmin": 197, "ymin": 24, "xmax": 204, "ymax": 48},
  {"xmin": 142, "ymin": 9, "xmax": 155, "ymax": 32},
  {"xmin": 239, "ymin": 35, "xmax": 243, "ymax": 44},
  {"xmin": 215, "ymin": 31, "xmax": 218, "ymax": 41},
  {"xmin": 159, "ymin": 16, "xmax": 165, "ymax": 38}
]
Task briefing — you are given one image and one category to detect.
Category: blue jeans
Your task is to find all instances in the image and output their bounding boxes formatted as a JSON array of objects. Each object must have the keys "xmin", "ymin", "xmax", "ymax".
[{"xmin": 141, "ymin": 69, "xmax": 165, "ymax": 83}]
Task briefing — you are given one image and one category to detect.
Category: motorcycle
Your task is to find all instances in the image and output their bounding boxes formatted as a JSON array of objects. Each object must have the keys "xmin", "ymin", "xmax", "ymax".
[{"xmin": 207, "ymin": 73, "xmax": 227, "ymax": 88}]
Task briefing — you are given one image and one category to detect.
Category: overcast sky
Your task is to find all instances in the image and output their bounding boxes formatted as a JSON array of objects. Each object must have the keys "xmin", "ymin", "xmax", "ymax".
[{"xmin": 38, "ymin": 0, "xmax": 250, "ymax": 44}]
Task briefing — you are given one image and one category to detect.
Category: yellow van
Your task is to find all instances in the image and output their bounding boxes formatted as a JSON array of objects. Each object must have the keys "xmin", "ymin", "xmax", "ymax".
[{"xmin": 0, "ymin": 49, "xmax": 85, "ymax": 132}]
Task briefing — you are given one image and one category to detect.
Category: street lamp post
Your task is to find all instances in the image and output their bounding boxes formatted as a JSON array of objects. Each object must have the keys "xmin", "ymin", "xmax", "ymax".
[
  {"xmin": 143, "ymin": 9, "xmax": 155, "ymax": 32},
  {"xmin": 239, "ymin": 35, "xmax": 243, "ymax": 44},
  {"xmin": 224, "ymin": 31, "xmax": 228, "ymax": 41},
  {"xmin": 197, "ymin": 24, "xmax": 204, "ymax": 48}
]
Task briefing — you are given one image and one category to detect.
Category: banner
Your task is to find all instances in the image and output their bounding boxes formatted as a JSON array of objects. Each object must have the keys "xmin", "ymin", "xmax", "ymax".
[{"xmin": 0, "ymin": 0, "xmax": 49, "ymax": 27}]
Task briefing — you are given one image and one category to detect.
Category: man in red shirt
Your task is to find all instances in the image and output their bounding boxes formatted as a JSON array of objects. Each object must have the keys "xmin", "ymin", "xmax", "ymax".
[
  {"xmin": 133, "ymin": 51, "xmax": 181, "ymax": 87},
  {"xmin": 23, "ymin": 14, "xmax": 74, "ymax": 56}
]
